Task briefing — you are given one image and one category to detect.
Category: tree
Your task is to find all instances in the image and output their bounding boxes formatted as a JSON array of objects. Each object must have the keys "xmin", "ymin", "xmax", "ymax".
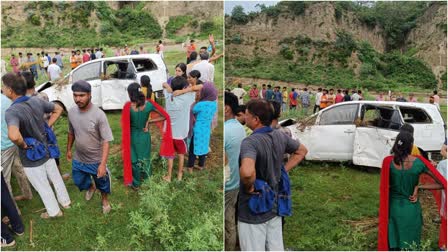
[{"xmin": 231, "ymin": 5, "xmax": 249, "ymax": 25}]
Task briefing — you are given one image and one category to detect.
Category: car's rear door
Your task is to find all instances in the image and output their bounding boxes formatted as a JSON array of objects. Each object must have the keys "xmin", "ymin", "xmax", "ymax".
[
  {"xmin": 398, "ymin": 105, "xmax": 445, "ymax": 152},
  {"xmin": 101, "ymin": 59, "xmax": 136, "ymax": 110},
  {"xmin": 352, "ymin": 104, "xmax": 401, "ymax": 168}
]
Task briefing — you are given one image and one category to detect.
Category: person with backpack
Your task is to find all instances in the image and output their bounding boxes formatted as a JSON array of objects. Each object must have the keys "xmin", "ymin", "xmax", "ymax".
[
  {"xmin": 2, "ymin": 73, "xmax": 70, "ymax": 219},
  {"xmin": 238, "ymin": 99, "xmax": 307, "ymax": 250}
]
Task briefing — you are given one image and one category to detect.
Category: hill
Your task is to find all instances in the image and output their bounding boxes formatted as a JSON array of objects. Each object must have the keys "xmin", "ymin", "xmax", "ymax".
[
  {"xmin": 1, "ymin": 1, "xmax": 223, "ymax": 48},
  {"xmin": 225, "ymin": 1, "xmax": 447, "ymax": 91}
]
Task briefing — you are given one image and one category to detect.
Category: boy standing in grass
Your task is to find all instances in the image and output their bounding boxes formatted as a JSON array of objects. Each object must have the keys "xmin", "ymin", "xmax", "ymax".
[{"xmin": 162, "ymin": 76, "xmax": 199, "ymax": 182}]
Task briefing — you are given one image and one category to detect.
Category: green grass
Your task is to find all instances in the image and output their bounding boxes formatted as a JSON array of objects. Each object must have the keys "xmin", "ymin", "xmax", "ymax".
[
  {"xmin": 284, "ymin": 162, "xmax": 441, "ymax": 250},
  {"xmin": 5, "ymin": 49, "xmax": 224, "ymax": 250},
  {"xmin": 277, "ymin": 105, "xmax": 443, "ymax": 250}
]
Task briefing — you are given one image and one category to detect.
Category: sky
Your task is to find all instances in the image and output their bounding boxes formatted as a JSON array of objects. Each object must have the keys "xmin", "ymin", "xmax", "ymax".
[{"xmin": 224, "ymin": 1, "xmax": 279, "ymax": 14}]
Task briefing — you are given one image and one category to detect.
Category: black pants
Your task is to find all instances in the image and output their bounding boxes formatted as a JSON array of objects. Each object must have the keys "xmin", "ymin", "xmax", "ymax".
[
  {"xmin": 1, "ymin": 173, "xmax": 24, "ymax": 243},
  {"xmin": 313, "ymin": 104, "xmax": 320, "ymax": 114},
  {"xmin": 187, "ymin": 136, "xmax": 207, "ymax": 168}
]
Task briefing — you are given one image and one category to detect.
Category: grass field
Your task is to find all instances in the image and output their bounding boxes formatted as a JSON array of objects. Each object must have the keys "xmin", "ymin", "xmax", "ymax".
[
  {"xmin": 279, "ymin": 110, "xmax": 444, "ymax": 250},
  {"xmin": 224, "ymin": 83, "xmax": 444, "ymax": 250},
  {"xmin": 5, "ymin": 50, "xmax": 224, "ymax": 251}
]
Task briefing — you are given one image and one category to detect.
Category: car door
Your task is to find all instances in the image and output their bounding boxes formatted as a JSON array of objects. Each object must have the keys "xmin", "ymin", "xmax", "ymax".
[
  {"xmin": 288, "ymin": 103, "xmax": 359, "ymax": 161},
  {"xmin": 71, "ymin": 61, "xmax": 102, "ymax": 107},
  {"xmin": 352, "ymin": 105, "xmax": 402, "ymax": 168},
  {"xmin": 131, "ymin": 56, "xmax": 167, "ymax": 96},
  {"xmin": 398, "ymin": 105, "xmax": 445, "ymax": 152},
  {"xmin": 101, "ymin": 60, "xmax": 136, "ymax": 110}
]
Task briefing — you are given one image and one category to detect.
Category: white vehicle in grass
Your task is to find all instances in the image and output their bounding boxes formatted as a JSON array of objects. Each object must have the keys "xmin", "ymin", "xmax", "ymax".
[
  {"xmin": 280, "ymin": 101, "xmax": 446, "ymax": 168},
  {"xmin": 36, "ymin": 54, "xmax": 168, "ymax": 111}
]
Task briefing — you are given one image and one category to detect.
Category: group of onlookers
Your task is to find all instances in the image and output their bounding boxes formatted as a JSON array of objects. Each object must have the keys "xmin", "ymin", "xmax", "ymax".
[
  {"xmin": 9, "ymin": 51, "xmax": 63, "ymax": 81},
  {"xmin": 230, "ymin": 83, "xmax": 444, "ymax": 117}
]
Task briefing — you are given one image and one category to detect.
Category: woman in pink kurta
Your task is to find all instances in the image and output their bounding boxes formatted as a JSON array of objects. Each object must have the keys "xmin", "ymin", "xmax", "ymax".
[{"xmin": 10, "ymin": 55, "xmax": 19, "ymax": 73}]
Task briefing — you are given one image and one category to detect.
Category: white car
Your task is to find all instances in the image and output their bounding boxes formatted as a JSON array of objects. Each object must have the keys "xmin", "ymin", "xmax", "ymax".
[
  {"xmin": 281, "ymin": 101, "xmax": 446, "ymax": 168},
  {"xmin": 37, "ymin": 54, "xmax": 168, "ymax": 110}
]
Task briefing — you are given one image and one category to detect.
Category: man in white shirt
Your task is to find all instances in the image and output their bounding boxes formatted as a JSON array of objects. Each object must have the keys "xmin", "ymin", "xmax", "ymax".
[
  {"xmin": 47, "ymin": 58, "xmax": 62, "ymax": 81},
  {"xmin": 351, "ymin": 90, "xmax": 361, "ymax": 101},
  {"xmin": 231, "ymin": 84, "xmax": 247, "ymax": 105},
  {"xmin": 95, "ymin": 48, "xmax": 103, "ymax": 59},
  {"xmin": 191, "ymin": 52, "xmax": 215, "ymax": 83}
]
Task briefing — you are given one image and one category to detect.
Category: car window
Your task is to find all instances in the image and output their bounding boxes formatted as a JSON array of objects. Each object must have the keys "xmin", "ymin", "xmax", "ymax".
[
  {"xmin": 398, "ymin": 106, "xmax": 432, "ymax": 124},
  {"xmin": 319, "ymin": 104, "xmax": 358, "ymax": 125},
  {"xmin": 72, "ymin": 62, "xmax": 101, "ymax": 82},
  {"xmin": 103, "ymin": 61, "xmax": 135, "ymax": 80},
  {"xmin": 360, "ymin": 105, "xmax": 402, "ymax": 130},
  {"xmin": 132, "ymin": 59, "xmax": 157, "ymax": 72}
]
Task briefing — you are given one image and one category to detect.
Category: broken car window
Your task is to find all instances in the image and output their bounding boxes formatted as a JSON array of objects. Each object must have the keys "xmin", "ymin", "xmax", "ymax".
[
  {"xmin": 319, "ymin": 104, "xmax": 358, "ymax": 125},
  {"xmin": 132, "ymin": 59, "xmax": 157, "ymax": 72},
  {"xmin": 72, "ymin": 62, "xmax": 101, "ymax": 82},
  {"xmin": 360, "ymin": 105, "xmax": 402, "ymax": 130},
  {"xmin": 104, "ymin": 61, "xmax": 135, "ymax": 79},
  {"xmin": 399, "ymin": 106, "xmax": 432, "ymax": 124}
]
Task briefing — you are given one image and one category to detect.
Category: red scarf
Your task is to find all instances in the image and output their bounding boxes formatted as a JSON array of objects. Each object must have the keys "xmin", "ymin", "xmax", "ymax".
[
  {"xmin": 121, "ymin": 99, "xmax": 175, "ymax": 186},
  {"xmin": 378, "ymin": 155, "xmax": 447, "ymax": 250}
]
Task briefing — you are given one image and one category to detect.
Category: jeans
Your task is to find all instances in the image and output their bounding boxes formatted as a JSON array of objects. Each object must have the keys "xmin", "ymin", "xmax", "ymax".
[
  {"xmin": 1, "ymin": 173, "xmax": 24, "ymax": 243},
  {"xmin": 187, "ymin": 136, "xmax": 207, "ymax": 168},
  {"xmin": 225, "ymin": 189, "xmax": 239, "ymax": 250}
]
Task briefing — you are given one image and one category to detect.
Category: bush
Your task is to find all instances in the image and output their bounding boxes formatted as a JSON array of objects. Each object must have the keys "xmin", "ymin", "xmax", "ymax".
[
  {"xmin": 165, "ymin": 15, "xmax": 193, "ymax": 37},
  {"xmin": 231, "ymin": 34, "xmax": 242, "ymax": 44},
  {"xmin": 440, "ymin": 72, "xmax": 447, "ymax": 90},
  {"xmin": 200, "ymin": 21, "xmax": 214, "ymax": 34},
  {"xmin": 380, "ymin": 51, "xmax": 437, "ymax": 89},
  {"xmin": 360, "ymin": 63, "xmax": 377, "ymax": 79},
  {"xmin": 116, "ymin": 7, "xmax": 162, "ymax": 38},
  {"xmin": 280, "ymin": 45, "xmax": 294, "ymax": 60},
  {"xmin": 28, "ymin": 13, "xmax": 41, "ymax": 26},
  {"xmin": 128, "ymin": 175, "xmax": 222, "ymax": 250},
  {"xmin": 231, "ymin": 5, "xmax": 249, "ymax": 25}
]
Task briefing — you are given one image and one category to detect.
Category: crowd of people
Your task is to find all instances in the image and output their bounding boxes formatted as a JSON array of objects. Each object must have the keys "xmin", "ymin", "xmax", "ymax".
[
  {"xmin": 225, "ymin": 87, "xmax": 446, "ymax": 250},
  {"xmin": 7, "ymin": 42, "xmax": 168, "ymax": 83},
  {"xmin": 230, "ymin": 83, "xmax": 443, "ymax": 117},
  {"xmin": 1, "ymin": 36, "xmax": 221, "ymax": 248}
]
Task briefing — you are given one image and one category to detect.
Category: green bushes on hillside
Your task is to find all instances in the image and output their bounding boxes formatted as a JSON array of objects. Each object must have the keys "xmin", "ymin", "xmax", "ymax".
[
  {"xmin": 3, "ymin": 1, "xmax": 221, "ymax": 47},
  {"xmin": 166, "ymin": 15, "xmax": 193, "ymax": 37},
  {"xmin": 227, "ymin": 33, "xmax": 438, "ymax": 90}
]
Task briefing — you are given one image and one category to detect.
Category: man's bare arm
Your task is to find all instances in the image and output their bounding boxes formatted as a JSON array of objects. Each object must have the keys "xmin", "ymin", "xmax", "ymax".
[
  {"xmin": 240, "ymin": 157, "xmax": 256, "ymax": 193},
  {"xmin": 285, "ymin": 144, "xmax": 308, "ymax": 172}
]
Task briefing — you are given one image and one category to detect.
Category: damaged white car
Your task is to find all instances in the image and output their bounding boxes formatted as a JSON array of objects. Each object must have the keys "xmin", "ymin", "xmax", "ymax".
[
  {"xmin": 280, "ymin": 101, "xmax": 446, "ymax": 168},
  {"xmin": 37, "ymin": 54, "xmax": 168, "ymax": 111}
]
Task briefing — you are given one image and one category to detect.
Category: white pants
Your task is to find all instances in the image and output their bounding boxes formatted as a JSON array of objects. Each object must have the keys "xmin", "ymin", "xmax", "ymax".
[
  {"xmin": 238, "ymin": 216, "xmax": 284, "ymax": 251},
  {"xmin": 24, "ymin": 159, "xmax": 71, "ymax": 216}
]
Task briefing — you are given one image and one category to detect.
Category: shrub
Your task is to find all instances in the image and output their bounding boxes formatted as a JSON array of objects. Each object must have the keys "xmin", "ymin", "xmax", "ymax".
[
  {"xmin": 231, "ymin": 34, "xmax": 242, "ymax": 44},
  {"xmin": 165, "ymin": 15, "xmax": 193, "ymax": 37},
  {"xmin": 28, "ymin": 13, "xmax": 41, "ymax": 26},
  {"xmin": 280, "ymin": 45, "xmax": 294, "ymax": 60},
  {"xmin": 200, "ymin": 21, "xmax": 214, "ymax": 33},
  {"xmin": 231, "ymin": 5, "xmax": 249, "ymax": 25}
]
